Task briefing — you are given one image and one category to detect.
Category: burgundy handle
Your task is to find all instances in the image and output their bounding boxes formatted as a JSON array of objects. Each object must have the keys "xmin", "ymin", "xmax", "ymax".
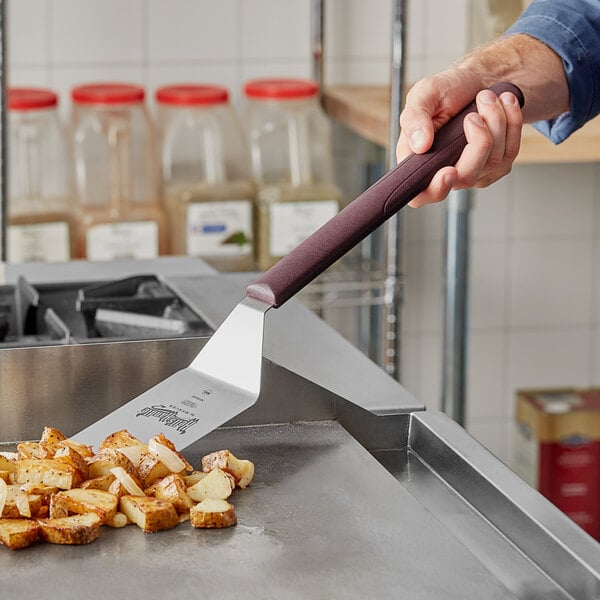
[{"xmin": 247, "ymin": 82, "xmax": 524, "ymax": 308}]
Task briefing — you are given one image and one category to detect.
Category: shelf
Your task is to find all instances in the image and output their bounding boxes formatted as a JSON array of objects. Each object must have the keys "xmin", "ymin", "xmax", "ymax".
[{"xmin": 323, "ymin": 85, "xmax": 600, "ymax": 164}]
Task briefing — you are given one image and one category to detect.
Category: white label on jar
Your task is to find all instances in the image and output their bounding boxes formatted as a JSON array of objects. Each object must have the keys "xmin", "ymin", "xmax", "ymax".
[
  {"xmin": 86, "ymin": 221, "xmax": 159, "ymax": 261},
  {"xmin": 187, "ymin": 200, "xmax": 253, "ymax": 257},
  {"xmin": 8, "ymin": 222, "xmax": 70, "ymax": 263},
  {"xmin": 269, "ymin": 200, "xmax": 338, "ymax": 256}
]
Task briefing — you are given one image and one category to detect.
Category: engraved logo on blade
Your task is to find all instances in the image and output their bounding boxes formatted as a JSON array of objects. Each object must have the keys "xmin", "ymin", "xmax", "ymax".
[{"xmin": 136, "ymin": 405, "xmax": 199, "ymax": 434}]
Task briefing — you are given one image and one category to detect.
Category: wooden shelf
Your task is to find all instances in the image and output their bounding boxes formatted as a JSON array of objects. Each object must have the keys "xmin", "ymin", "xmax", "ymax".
[{"xmin": 323, "ymin": 85, "xmax": 600, "ymax": 164}]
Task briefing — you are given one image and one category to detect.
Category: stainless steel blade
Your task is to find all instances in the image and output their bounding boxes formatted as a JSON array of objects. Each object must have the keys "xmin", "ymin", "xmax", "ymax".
[{"xmin": 73, "ymin": 297, "xmax": 271, "ymax": 449}]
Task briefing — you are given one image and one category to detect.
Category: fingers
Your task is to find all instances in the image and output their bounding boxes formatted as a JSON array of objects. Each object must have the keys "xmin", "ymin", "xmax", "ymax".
[
  {"xmin": 408, "ymin": 167, "xmax": 458, "ymax": 208},
  {"xmin": 401, "ymin": 89, "xmax": 523, "ymax": 206}
]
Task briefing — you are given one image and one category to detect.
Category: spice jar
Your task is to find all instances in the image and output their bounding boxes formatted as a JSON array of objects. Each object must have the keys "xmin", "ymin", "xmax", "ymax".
[
  {"xmin": 243, "ymin": 78, "xmax": 342, "ymax": 270},
  {"xmin": 156, "ymin": 84, "xmax": 255, "ymax": 271},
  {"xmin": 71, "ymin": 83, "xmax": 167, "ymax": 260},
  {"xmin": 7, "ymin": 87, "xmax": 75, "ymax": 263}
]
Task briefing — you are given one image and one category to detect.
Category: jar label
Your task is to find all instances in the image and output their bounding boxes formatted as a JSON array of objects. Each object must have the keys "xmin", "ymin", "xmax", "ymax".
[
  {"xmin": 269, "ymin": 200, "xmax": 338, "ymax": 256},
  {"xmin": 86, "ymin": 221, "xmax": 159, "ymax": 260},
  {"xmin": 8, "ymin": 222, "xmax": 70, "ymax": 263},
  {"xmin": 187, "ymin": 200, "xmax": 253, "ymax": 257}
]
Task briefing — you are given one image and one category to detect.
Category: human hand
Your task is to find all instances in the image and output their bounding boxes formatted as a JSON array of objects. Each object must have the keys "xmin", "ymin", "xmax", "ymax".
[{"xmin": 396, "ymin": 69, "xmax": 523, "ymax": 207}]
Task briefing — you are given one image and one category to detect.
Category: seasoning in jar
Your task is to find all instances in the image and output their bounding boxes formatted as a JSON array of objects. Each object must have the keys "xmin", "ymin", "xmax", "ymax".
[
  {"xmin": 71, "ymin": 83, "xmax": 167, "ymax": 260},
  {"xmin": 243, "ymin": 78, "xmax": 342, "ymax": 271},
  {"xmin": 156, "ymin": 84, "xmax": 255, "ymax": 271},
  {"xmin": 7, "ymin": 87, "xmax": 76, "ymax": 263}
]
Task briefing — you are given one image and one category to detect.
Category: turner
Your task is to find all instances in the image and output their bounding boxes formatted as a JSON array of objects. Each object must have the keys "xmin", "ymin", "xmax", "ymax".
[{"xmin": 73, "ymin": 82, "xmax": 524, "ymax": 450}]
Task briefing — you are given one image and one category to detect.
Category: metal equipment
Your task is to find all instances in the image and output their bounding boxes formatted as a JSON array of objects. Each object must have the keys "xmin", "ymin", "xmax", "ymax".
[{"xmin": 0, "ymin": 258, "xmax": 598, "ymax": 599}]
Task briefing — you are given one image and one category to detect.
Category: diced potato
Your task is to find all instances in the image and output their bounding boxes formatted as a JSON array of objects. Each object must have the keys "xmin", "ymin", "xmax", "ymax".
[
  {"xmin": 0, "ymin": 471, "xmax": 9, "ymax": 483},
  {"xmin": 17, "ymin": 441, "xmax": 45, "ymax": 460},
  {"xmin": 145, "ymin": 474, "xmax": 194, "ymax": 514},
  {"xmin": 0, "ymin": 479, "xmax": 7, "ymax": 517},
  {"xmin": 0, "ymin": 454, "xmax": 16, "ymax": 474},
  {"xmin": 148, "ymin": 434, "xmax": 192, "ymax": 473},
  {"xmin": 61, "ymin": 439, "xmax": 95, "ymax": 460},
  {"xmin": 80, "ymin": 474, "xmax": 116, "ymax": 491},
  {"xmin": 186, "ymin": 468, "xmax": 234, "ymax": 502},
  {"xmin": 39, "ymin": 427, "xmax": 68, "ymax": 457},
  {"xmin": 87, "ymin": 449, "xmax": 136, "ymax": 480},
  {"xmin": 15, "ymin": 458, "xmax": 82, "ymax": 490},
  {"xmin": 120, "ymin": 495, "xmax": 178, "ymax": 533},
  {"xmin": 49, "ymin": 493, "xmax": 69, "ymax": 519},
  {"xmin": 37, "ymin": 513, "xmax": 101, "ymax": 545},
  {"xmin": 107, "ymin": 478, "xmax": 128, "ymax": 499},
  {"xmin": 202, "ymin": 450, "xmax": 255, "ymax": 489},
  {"xmin": 110, "ymin": 467, "xmax": 145, "ymax": 496},
  {"xmin": 99, "ymin": 430, "xmax": 146, "ymax": 451},
  {"xmin": 137, "ymin": 452, "xmax": 171, "ymax": 488},
  {"xmin": 54, "ymin": 444, "xmax": 89, "ymax": 481},
  {"xmin": 190, "ymin": 498, "xmax": 237, "ymax": 529},
  {"xmin": 52, "ymin": 488, "xmax": 118, "ymax": 524},
  {"xmin": 183, "ymin": 471, "xmax": 207, "ymax": 487},
  {"xmin": 2, "ymin": 485, "xmax": 42, "ymax": 519},
  {"xmin": 0, "ymin": 518, "xmax": 40, "ymax": 550}
]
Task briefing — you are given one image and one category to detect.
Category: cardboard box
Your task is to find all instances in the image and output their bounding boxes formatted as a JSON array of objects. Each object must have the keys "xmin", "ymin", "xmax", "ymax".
[{"xmin": 513, "ymin": 388, "xmax": 600, "ymax": 540}]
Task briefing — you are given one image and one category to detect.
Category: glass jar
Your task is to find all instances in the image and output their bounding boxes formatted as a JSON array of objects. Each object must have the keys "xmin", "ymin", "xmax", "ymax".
[
  {"xmin": 156, "ymin": 84, "xmax": 255, "ymax": 271},
  {"xmin": 71, "ymin": 83, "xmax": 167, "ymax": 260},
  {"xmin": 243, "ymin": 78, "xmax": 342, "ymax": 270},
  {"xmin": 7, "ymin": 87, "xmax": 75, "ymax": 263}
]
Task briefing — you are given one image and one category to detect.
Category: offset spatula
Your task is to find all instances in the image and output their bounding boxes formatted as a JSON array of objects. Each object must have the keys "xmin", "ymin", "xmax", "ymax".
[{"xmin": 74, "ymin": 82, "xmax": 523, "ymax": 450}]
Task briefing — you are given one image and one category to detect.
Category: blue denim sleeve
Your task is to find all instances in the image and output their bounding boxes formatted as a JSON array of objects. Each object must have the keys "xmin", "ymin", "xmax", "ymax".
[{"xmin": 505, "ymin": 0, "xmax": 600, "ymax": 143}]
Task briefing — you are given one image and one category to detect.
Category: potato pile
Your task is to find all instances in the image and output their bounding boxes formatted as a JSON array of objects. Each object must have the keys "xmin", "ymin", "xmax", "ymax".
[{"xmin": 0, "ymin": 427, "xmax": 254, "ymax": 550}]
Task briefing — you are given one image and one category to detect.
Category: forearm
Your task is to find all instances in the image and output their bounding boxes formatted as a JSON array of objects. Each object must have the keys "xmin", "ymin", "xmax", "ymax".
[{"xmin": 456, "ymin": 33, "xmax": 569, "ymax": 124}]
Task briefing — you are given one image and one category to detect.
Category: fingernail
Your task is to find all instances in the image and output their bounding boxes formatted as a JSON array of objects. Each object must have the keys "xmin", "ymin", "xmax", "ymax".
[
  {"xmin": 469, "ymin": 113, "xmax": 485, "ymax": 127},
  {"xmin": 479, "ymin": 90, "xmax": 497, "ymax": 104},
  {"xmin": 500, "ymin": 92, "xmax": 517, "ymax": 106},
  {"xmin": 410, "ymin": 128, "xmax": 427, "ymax": 152},
  {"xmin": 443, "ymin": 173, "xmax": 457, "ymax": 189}
]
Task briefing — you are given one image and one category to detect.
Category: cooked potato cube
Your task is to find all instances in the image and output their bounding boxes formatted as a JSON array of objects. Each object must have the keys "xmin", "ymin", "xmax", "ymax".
[
  {"xmin": 145, "ymin": 474, "xmax": 194, "ymax": 513},
  {"xmin": 39, "ymin": 427, "xmax": 68, "ymax": 457},
  {"xmin": 110, "ymin": 467, "xmax": 144, "ymax": 496},
  {"xmin": 0, "ymin": 518, "xmax": 39, "ymax": 550},
  {"xmin": 61, "ymin": 439, "xmax": 95, "ymax": 460},
  {"xmin": 190, "ymin": 498, "xmax": 237, "ymax": 529},
  {"xmin": 0, "ymin": 454, "xmax": 16, "ymax": 474},
  {"xmin": 119, "ymin": 495, "xmax": 178, "ymax": 533},
  {"xmin": 17, "ymin": 441, "xmax": 45, "ymax": 460},
  {"xmin": 49, "ymin": 493, "xmax": 69, "ymax": 519},
  {"xmin": 148, "ymin": 434, "xmax": 192, "ymax": 473},
  {"xmin": 80, "ymin": 474, "xmax": 116, "ymax": 491},
  {"xmin": 38, "ymin": 513, "xmax": 101, "ymax": 545},
  {"xmin": 87, "ymin": 449, "xmax": 136, "ymax": 480},
  {"xmin": 99, "ymin": 429, "xmax": 146, "ymax": 451},
  {"xmin": 2, "ymin": 485, "xmax": 42, "ymax": 519},
  {"xmin": 52, "ymin": 488, "xmax": 118, "ymax": 524},
  {"xmin": 202, "ymin": 450, "xmax": 254, "ymax": 489},
  {"xmin": 54, "ymin": 444, "xmax": 89, "ymax": 481},
  {"xmin": 137, "ymin": 452, "xmax": 171, "ymax": 487},
  {"xmin": 186, "ymin": 468, "xmax": 234, "ymax": 503},
  {"xmin": 15, "ymin": 458, "xmax": 82, "ymax": 490}
]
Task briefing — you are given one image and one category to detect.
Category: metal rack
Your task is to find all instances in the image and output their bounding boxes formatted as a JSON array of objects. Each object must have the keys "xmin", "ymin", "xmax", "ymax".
[
  {"xmin": 309, "ymin": 0, "xmax": 406, "ymax": 380},
  {"xmin": 311, "ymin": 1, "xmax": 471, "ymax": 423}
]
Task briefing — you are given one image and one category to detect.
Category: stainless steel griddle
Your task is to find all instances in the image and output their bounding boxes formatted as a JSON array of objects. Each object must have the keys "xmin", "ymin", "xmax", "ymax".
[{"xmin": 0, "ymin": 258, "xmax": 598, "ymax": 600}]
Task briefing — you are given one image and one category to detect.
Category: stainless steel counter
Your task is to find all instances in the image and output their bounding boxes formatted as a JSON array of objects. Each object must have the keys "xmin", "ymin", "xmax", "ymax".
[{"xmin": 0, "ymin": 258, "xmax": 598, "ymax": 599}]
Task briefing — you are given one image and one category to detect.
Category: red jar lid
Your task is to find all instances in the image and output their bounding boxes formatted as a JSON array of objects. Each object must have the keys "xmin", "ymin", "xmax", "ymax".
[
  {"xmin": 244, "ymin": 78, "xmax": 318, "ymax": 100},
  {"xmin": 8, "ymin": 88, "xmax": 58, "ymax": 111},
  {"xmin": 71, "ymin": 83, "xmax": 145, "ymax": 105},
  {"xmin": 156, "ymin": 84, "xmax": 229, "ymax": 106}
]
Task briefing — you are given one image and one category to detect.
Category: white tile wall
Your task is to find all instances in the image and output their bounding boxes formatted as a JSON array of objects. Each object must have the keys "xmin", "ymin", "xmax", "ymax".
[{"xmin": 7, "ymin": 0, "xmax": 600, "ymax": 468}]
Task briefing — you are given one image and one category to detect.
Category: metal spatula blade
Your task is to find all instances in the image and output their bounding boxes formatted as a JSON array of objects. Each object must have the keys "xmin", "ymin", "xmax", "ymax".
[
  {"xmin": 73, "ymin": 83, "xmax": 523, "ymax": 450},
  {"xmin": 73, "ymin": 297, "xmax": 270, "ymax": 449}
]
